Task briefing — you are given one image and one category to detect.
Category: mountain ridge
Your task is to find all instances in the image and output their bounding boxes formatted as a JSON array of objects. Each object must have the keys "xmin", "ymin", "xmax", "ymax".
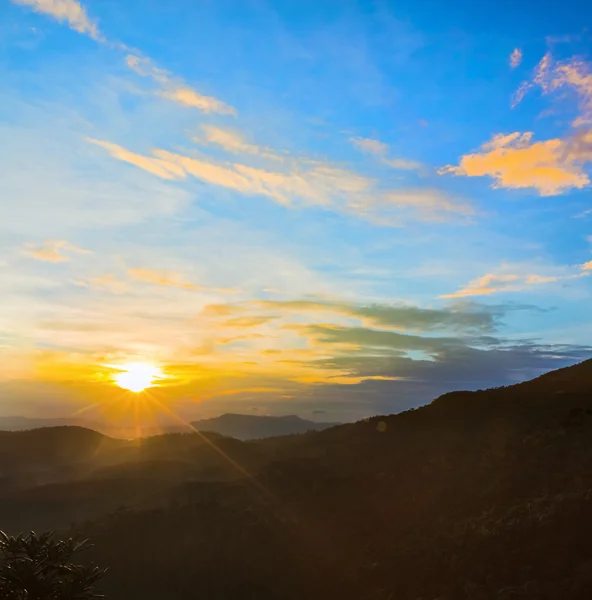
[{"xmin": 190, "ymin": 412, "xmax": 341, "ymax": 440}]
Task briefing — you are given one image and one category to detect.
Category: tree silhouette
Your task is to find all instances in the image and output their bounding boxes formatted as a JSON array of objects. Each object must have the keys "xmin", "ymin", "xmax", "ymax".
[{"xmin": 0, "ymin": 531, "xmax": 106, "ymax": 600}]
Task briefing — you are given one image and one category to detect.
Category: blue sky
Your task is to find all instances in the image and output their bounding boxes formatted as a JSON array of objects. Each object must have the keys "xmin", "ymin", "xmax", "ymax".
[{"xmin": 1, "ymin": 0, "xmax": 592, "ymax": 425}]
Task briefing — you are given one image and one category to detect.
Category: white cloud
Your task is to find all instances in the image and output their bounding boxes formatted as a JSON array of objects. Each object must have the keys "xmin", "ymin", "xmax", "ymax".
[
  {"xmin": 381, "ymin": 157, "xmax": 423, "ymax": 171},
  {"xmin": 350, "ymin": 136, "xmax": 423, "ymax": 171},
  {"xmin": 350, "ymin": 137, "xmax": 389, "ymax": 155}
]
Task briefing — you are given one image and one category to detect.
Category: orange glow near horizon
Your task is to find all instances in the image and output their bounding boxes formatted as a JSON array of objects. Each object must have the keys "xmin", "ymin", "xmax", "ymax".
[{"xmin": 112, "ymin": 362, "xmax": 164, "ymax": 393}]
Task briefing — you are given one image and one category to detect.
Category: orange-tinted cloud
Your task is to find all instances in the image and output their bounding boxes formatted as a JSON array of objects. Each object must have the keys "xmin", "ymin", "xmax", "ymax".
[
  {"xmin": 12, "ymin": 0, "xmax": 100, "ymax": 39},
  {"xmin": 223, "ymin": 316, "xmax": 278, "ymax": 328},
  {"xmin": 85, "ymin": 274, "xmax": 129, "ymax": 294},
  {"xmin": 23, "ymin": 240, "xmax": 91, "ymax": 262},
  {"xmin": 126, "ymin": 268, "xmax": 236, "ymax": 293},
  {"xmin": 510, "ymin": 48, "xmax": 522, "ymax": 69},
  {"xmin": 441, "ymin": 267, "xmax": 590, "ymax": 298},
  {"xmin": 128, "ymin": 268, "xmax": 200, "ymax": 290},
  {"xmin": 160, "ymin": 87, "xmax": 236, "ymax": 115},
  {"xmin": 350, "ymin": 137, "xmax": 389, "ymax": 155},
  {"xmin": 350, "ymin": 136, "xmax": 423, "ymax": 171},
  {"xmin": 196, "ymin": 126, "xmax": 283, "ymax": 160},
  {"xmin": 439, "ymin": 131, "xmax": 590, "ymax": 195},
  {"xmin": 125, "ymin": 55, "xmax": 236, "ymax": 116},
  {"xmin": 514, "ymin": 52, "xmax": 592, "ymax": 126},
  {"xmin": 89, "ymin": 138, "xmax": 467, "ymax": 224},
  {"xmin": 87, "ymin": 138, "xmax": 186, "ymax": 180}
]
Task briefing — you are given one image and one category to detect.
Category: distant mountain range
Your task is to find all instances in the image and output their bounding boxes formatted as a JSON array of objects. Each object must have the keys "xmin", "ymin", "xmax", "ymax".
[
  {"xmin": 2, "ymin": 359, "xmax": 592, "ymax": 599},
  {"xmin": 0, "ymin": 413, "xmax": 340, "ymax": 440},
  {"xmin": 0, "ymin": 416, "xmax": 100, "ymax": 431},
  {"xmin": 190, "ymin": 413, "xmax": 340, "ymax": 440}
]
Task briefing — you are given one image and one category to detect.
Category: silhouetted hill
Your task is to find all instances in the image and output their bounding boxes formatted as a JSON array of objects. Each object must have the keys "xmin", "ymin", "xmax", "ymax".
[
  {"xmin": 0, "ymin": 427, "xmax": 120, "ymax": 472},
  {"xmin": 4, "ymin": 359, "xmax": 592, "ymax": 599},
  {"xmin": 0, "ymin": 416, "xmax": 98, "ymax": 431},
  {"xmin": 190, "ymin": 413, "xmax": 340, "ymax": 440}
]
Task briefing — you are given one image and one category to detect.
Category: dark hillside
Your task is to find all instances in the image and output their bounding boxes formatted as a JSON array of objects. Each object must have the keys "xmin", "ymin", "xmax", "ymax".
[
  {"xmin": 76, "ymin": 359, "xmax": 592, "ymax": 600},
  {"xmin": 3, "ymin": 360, "xmax": 592, "ymax": 598}
]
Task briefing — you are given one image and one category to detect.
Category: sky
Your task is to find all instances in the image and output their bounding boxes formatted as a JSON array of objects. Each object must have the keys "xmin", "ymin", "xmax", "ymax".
[{"xmin": 1, "ymin": 0, "xmax": 592, "ymax": 426}]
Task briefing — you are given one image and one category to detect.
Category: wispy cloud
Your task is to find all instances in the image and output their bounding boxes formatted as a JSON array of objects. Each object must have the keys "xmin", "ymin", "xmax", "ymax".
[
  {"xmin": 11, "ymin": 1, "xmax": 234, "ymax": 117},
  {"xmin": 203, "ymin": 297, "xmax": 510, "ymax": 334},
  {"xmin": 86, "ymin": 138, "xmax": 186, "ymax": 181},
  {"xmin": 514, "ymin": 52, "xmax": 592, "ymax": 126},
  {"xmin": 127, "ymin": 268, "xmax": 201, "ymax": 290},
  {"xmin": 125, "ymin": 55, "xmax": 236, "ymax": 115},
  {"xmin": 381, "ymin": 157, "xmax": 423, "ymax": 170},
  {"xmin": 195, "ymin": 125, "xmax": 283, "ymax": 160},
  {"xmin": 350, "ymin": 137, "xmax": 389, "ymax": 155},
  {"xmin": 439, "ymin": 130, "xmax": 591, "ymax": 196},
  {"xmin": 76, "ymin": 274, "xmax": 129, "ymax": 294},
  {"xmin": 574, "ymin": 208, "xmax": 592, "ymax": 218},
  {"xmin": 23, "ymin": 240, "xmax": 91, "ymax": 262},
  {"xmin": 510, "ymin": 48, "xmax": 522, "ymax": 69},
  {"xmin": 441, "ymin": 265, "xmax": 590, "ymax": 298},
  {"xmin": 126, "ymin": 267, "xmax": 236, "ymax": 293},
  {"xmin": 11, "ymin": 0, "xmax": 100, "ymax": 39},
  {"xmin": 223, "ymin": 316, "xmax": 278, "ymax": 328},
  {"xmin": 350, "ymin": 136, "xmax": 423, "ymax": 171},
  {"xmin": 90, "ymin": 138, "xmax": 467, "ymax": 224}
]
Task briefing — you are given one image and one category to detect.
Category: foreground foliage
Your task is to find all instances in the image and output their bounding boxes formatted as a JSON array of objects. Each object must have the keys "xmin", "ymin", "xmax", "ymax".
[{"xmin": 0, "ymin": 531, "xmax": 106, "ymax": 600}]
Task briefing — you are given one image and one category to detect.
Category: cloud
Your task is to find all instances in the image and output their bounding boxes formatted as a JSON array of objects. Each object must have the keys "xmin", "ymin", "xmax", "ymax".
[
  {"xmin": 439, "ymin": 130, "xmax": 591, "ymax": 195},
  {"xmin": 204, "ymin": 297, "xmax": 525, "ymax": 334},
  {"xmin": 510, "ymin": 48, "xmax": 523, "ymax": 69},
  {"xmin": 86, "ymin": 138, "xmax": 186, "ymax": 180},
  {"xmin": 195, "ymin": 126, "xmax": 283, "ymax": 160},
  {"xmin": 160, "ymin": 87, "xmax": 236, "ymax": 115},
  {"xmin": 441, "ymin": 266, "xmax": 590, "ymax": 298},
  {"xmin": 292, "ymin": 323, "xmax": 458, "ymax": 355},
  {"xmin": 23, "ymin": 240, "xmax": 91, "ymax": 262},
  {"xmin": 82, "ymin": 274, "xmax": 129, "ymax": 294},
  {"xmin": 11, "ymin": 0, "xmax": 100, "ymax": 39},
  {"xmin": 89, "ymin": 138, "xmax": 469, "ymax": 224},
  {"xmin": 514, "ymin": 52, "xmax": 592, "ymax": 126},
  {"xmin": 582, "ymin": 260, "xmax": 592, "ymax": 272},
  {"xmin": 11, "ymin": 4, "xmax": 232, "ymax": 115},
  {"xmin": 350, "ymin": 137, "xmax": 389, "ymax": 155},
  {"xmin": 381, "ymin": 157, "xmax": 423, "ymax": 171},
  {"xmin": 127, "ymin": 268, "xmax": 200, "ymax": 290},
  {"xmin": 350, "ymin": 136, "xmax": 423, "ymax": 172},
  {"xmin": 125, "ymin": 268, "xmax": 236, "ymax": 293},
  {"xmin": 125, "ymin": 55, "xmax": 236, "ymax": 116},
  {"xmin": 223, "ymin": 316, "xmax": 278, "ymax": 328}
]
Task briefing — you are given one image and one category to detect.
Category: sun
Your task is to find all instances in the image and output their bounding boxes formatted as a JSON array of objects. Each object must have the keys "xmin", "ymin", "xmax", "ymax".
[{"xmin": 112, "ymin": 362, "xmax": 163, "ymax": 393}]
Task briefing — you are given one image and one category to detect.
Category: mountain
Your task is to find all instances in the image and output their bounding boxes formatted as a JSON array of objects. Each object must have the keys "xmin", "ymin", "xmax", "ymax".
[
  {"xmin": 0, "ymin": 416, "xmax": 101, "ymax": 431},
  {"xmin": 3, "ymin": 359, "xmax": 592, "ymax": 599},
  {"xmin": 190, "ymin": 413, "xmax": 340, "ymax": 440}
]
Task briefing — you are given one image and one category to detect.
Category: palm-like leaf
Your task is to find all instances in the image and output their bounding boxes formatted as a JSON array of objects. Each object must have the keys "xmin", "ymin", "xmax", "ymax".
[{"xmin": 0, "ymin": 530, "xmax": 107, "ymax": 600}]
